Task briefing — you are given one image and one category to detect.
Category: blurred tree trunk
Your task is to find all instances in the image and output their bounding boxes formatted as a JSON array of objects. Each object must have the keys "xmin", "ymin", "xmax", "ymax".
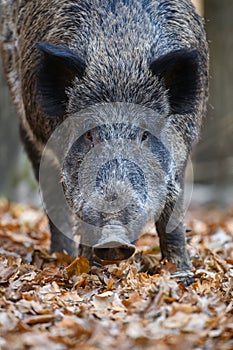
[
  {"xmin": 0, "ymin": 57, "xmax": 21, "ymax": 197},
  {"xmin": 0, "ymin": 57, "xmax": 39, "ymax": 204},
  {"xmin": 194, "ymin": 0, "xmax": 233, "ymax": 187},
  {"xmin": 192, "ymin": 0, "xmax": 204, "ymax": 15}
]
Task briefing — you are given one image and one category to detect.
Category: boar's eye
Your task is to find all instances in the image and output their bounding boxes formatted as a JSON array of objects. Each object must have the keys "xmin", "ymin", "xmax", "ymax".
[
  {"xmin": 86, "ymin": 131, "xmax": 94, "ymax": 143},
  {"xmin": 141, "ymin": 131, "xmax": 149, "ymax": 142}
]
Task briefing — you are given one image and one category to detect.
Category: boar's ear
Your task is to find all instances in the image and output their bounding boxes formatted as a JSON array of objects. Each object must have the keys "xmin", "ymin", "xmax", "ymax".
[
  {"xmin": 36, "ymin": 41, "xmax": 85, "ymax": 117},
  {"xmin": 150, "ymin": 49, "xmax": 200, "ymax": 114}
]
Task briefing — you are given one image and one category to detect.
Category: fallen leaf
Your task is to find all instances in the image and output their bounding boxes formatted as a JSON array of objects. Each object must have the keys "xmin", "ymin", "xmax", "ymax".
[{"xmin": 65, "ymin": 256, "xmax": 90, "ymax": 279}]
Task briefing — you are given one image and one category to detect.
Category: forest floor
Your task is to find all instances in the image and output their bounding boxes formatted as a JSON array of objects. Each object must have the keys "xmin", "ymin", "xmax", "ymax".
[{"xmin": 0, "ymin": 198, "xmax": 233, "ymax": 350}]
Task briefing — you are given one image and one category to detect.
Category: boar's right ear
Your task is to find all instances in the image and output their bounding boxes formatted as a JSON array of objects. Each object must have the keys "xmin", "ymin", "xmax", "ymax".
[
  {"xmin": 150, "ymin": 48, "xmax": 200, "ymax": 115},
  {"xmin": 36, "ymin": 41, "xmax": 86, "ymax": 117}
]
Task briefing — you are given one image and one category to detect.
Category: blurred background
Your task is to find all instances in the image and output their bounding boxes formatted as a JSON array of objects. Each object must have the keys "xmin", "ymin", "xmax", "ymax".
[{"xmin": 0, "ymin": 0, "xmax": 232, "ymax": 207}]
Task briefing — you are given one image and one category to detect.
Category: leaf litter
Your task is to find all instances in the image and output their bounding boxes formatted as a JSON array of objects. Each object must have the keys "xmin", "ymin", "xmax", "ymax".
[{"xmin": 0, "ymin": 198, "xmax": 233, "ymax": 350}]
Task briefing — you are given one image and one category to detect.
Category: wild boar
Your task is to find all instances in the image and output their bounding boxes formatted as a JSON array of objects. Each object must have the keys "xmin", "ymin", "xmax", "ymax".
[{"xmin": 1, "ymin": 0, "xmax": 208, "ymax": 269}]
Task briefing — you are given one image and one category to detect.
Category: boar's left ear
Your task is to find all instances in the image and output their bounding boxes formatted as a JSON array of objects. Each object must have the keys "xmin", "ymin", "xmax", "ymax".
[
  {"xmin": 150, "ymin": 48, "xmax": 200, "ymax": 115},
  {"xmin": 36, "ymin": 41, "xmax": 86, "ymax": 117}
]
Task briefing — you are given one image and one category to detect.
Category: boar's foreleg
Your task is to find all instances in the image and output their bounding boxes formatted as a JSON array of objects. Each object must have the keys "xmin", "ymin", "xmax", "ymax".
[{"xmin": 156, "ymin": 193, "xmax": 191, "ymax": 271}]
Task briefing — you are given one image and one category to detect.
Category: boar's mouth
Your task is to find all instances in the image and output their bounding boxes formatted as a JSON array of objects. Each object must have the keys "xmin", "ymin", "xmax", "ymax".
[
  {"xmin": 93, "ymin": 223, "xmax": 136, "ymax": 261},
  {"xmin": 93, "ymin": 244, "xmax": 135, "ymax": 261}
]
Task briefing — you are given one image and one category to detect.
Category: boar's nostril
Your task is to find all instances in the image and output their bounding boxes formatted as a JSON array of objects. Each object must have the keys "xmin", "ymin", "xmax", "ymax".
[{"xmin": 93, "ymin": 244, "xmax": 135, "ymax": 261}]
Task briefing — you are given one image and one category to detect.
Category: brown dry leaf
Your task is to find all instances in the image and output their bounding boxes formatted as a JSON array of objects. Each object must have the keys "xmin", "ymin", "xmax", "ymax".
[
  {"xmin": 64, "ymin": 256, "xmax": 90, "ymax": 279},
  {"xmin": 55, "ymin": 316, "xmax": 91, "ymax": 337},
  {"xmin": 53, "ymin": 252, "xmax": 74, "ymax": 266},
  {"xmin": 0, "ymin": 199, "xmax": 233, "ymax": 349},
  {"xmin": 122, "ymin": 290, "xmax": 141, "ymax": 309},
  {"xmin": 92, "ymin": 291, "xmax": 126, "ymax": 319},
  {"xmin": 92, "ymin": 291, "xmax": 115, "ymax": 311},
  {"xmin": 0, "ymin": 264, "xmax": 19, "ymax": 283},
  {"xmin": 160, "ymin": 260, "xmax": 178, "ymax": 274},
  {"xmin": 24, "ymin": 314, "xmax": 55, "ymax": 325},
  {"xmin": 0, "ymin": 221, "xmax": 21, "ymax": 231}
]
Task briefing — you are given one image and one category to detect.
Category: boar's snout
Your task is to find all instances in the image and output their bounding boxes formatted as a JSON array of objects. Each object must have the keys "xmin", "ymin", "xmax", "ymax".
[{"xmin": 93, "ymin": 223, "xmax": 135, "ymax": 261}]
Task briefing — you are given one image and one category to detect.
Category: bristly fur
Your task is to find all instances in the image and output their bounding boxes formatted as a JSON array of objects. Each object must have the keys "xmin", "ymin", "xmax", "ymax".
[
  {"xmin": 1, "ymin": 0, "xmax": 208, "ymax": 145},
  {"xmin": 0, "ymin": 0, "xmax": 209, "ymax": 268}
]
